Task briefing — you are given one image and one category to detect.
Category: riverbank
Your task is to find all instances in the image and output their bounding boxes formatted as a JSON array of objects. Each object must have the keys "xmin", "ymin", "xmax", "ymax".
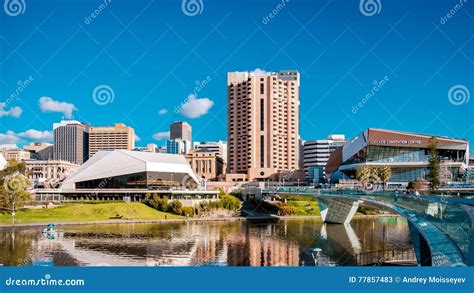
[
  {"xmin": 0, "ymin": 213, "xmax": 402, "ymax": 229},
  {"xmin": 0, "ymin": 202, "xmax": 182, "ymax": 226}
]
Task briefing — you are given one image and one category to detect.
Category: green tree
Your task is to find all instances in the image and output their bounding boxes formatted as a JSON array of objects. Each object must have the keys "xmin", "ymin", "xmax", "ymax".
[
  {"xmin": 0, "ymin": 170, "xmax": 31, "ymax": 224},
  {"xmin": 427, "ymin": 137, "xmax": 441, "ymax": 189},
  {"xmin": 379, "ymin": 166, "xmax": 392, "ymax": 190},
  {"xmin": 158, "ymin": 196, "xmax": 169, "ymax": 212},
  {"xmin": 169, "ymin": 199, "xmax": 182, "ymax": 215},
  {"xmin": 218, "ymin": 194, "xmax": 241, "ymax": 211}
]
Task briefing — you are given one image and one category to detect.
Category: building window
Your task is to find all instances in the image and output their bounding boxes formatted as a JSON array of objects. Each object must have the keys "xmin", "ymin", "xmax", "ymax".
[
  {"xmin": 260, "ymin": 135, "xmax": 265, "ymax": 168},
  {"xmin": 260, "ymin": 99, "xmax": 264, "ymax": 131},
  {"xmin": 260, "ymin": 83, "xmax": 264, "ymax": 94}
]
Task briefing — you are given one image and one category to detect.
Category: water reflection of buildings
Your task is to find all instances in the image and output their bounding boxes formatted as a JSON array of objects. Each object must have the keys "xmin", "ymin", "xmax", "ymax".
[{"xmin": 0, "ymin": 218, "xmax": 413, "ymax": 267}]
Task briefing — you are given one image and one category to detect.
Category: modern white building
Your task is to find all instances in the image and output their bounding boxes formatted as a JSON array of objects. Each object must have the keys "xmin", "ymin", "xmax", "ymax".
[
  {"xmin": 61, "ymin": 150, "xmax": 199, "ymax": 190},
  {"xmin": 43, "ymin": 150, "xmax": 219, "ymax": 203},
  {"xmin": 303, "ymin": 134, "xmax": 346, "ymax": 183}
]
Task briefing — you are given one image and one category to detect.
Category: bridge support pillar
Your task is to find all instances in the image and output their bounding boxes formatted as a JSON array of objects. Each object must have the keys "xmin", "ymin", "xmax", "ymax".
[{"xmin": 317, "ymin": 198, "xmax": 362, "ymax": 224}]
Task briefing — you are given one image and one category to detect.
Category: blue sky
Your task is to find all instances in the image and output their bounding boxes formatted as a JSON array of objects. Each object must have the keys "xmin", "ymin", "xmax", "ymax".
[{"xmin": 0, "ymin": 0, "xmax": 473, "ymax": 152}]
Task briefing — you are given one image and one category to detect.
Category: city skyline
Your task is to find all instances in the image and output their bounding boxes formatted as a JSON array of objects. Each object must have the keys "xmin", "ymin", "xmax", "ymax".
[{"xmin": 0, "ymin": 0, "xmax": 472, "ymax": 153}]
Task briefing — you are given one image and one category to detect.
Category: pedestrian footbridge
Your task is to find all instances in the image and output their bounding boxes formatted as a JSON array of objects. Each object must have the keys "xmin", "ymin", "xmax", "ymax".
[{"xmin": 261, "ymin": 188, "xmax": 474, "ymax": 267}]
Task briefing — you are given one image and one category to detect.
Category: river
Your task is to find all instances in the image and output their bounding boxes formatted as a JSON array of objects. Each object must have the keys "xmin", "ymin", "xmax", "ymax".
[{"xmin": 0, "ymin": 217, "xmax": 414, "ymax": 266}]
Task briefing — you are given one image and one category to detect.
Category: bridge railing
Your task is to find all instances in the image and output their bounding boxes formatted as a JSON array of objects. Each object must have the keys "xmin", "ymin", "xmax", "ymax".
[
  {"xmin": 354, "ymin": 248, "xmax": 417, "ymax": 266},
  {"xmin": 262, "ymin": 187, "xmax": 472, "ymax": 262}
]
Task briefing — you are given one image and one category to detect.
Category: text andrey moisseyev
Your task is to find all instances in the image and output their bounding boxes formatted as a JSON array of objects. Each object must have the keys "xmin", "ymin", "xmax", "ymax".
[{"xmin": 402, "ymin": 276, "xmax": 466, "ymax": 285}]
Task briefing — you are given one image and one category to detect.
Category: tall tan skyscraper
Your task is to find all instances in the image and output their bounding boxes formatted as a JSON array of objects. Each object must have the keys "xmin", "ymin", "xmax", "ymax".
[
  {"xmin": 53, "ymin": 120, "xmax": 89, "ymax": 165},
  {"xmin": 88, "ymin": 123, "xmax": 135, "ymax": 157},
  {"xmin": 227, "ymin": 70, "xmax": 300, "ymax": 180},
  {"xmin": 170, "ymin": 121, "xmax": 192, "ymax": 141}
]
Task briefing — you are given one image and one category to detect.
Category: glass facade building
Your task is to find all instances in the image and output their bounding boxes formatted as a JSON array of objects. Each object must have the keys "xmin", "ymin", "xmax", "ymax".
[{"xmin": 326, "ymin": 128, "xmax": 469, "ymax": 183}]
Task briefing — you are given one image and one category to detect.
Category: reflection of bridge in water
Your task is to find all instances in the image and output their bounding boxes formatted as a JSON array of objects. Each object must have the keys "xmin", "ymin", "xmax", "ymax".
[
  {"xmin": 354, "ymin": 249, "xmax": 416, "ymax": 266},
  {"xmin": 262, "ymin": 188, "xmax": 474, "ymax": 266}
]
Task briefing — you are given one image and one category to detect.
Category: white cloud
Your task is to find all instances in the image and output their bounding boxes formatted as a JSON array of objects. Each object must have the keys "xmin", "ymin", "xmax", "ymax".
[
  {"xmin": 0, "ymin": 131, "xmax": 21, "ymax": 144},
  {"xmin": 18, "ymin": 129, "xmax": 53, "ymax": 142},
  {"xmin": 0, "ymin": 103, "xmax": 23, "ymax": 118},
  {"xmin": 158, "ymin": 108, "xmax": 168, "ymax": 115},
  {"xmin": 134, "ymin": 134, "xmax": 141, "ymax": 142},
  {"xmin": 179, "ymin": 95, "xmax": 214, "ymax": 118},
  {"xmin": 152, "ymin": 131, "xmax": 170, "ymax": 141},
  {"xmin": 251, "ymin": 68, "xmax": 268, "ymax": 75},
  {"xmin": 0, "ymin": 129, "xmax": 53, "ymax": 144},
  {"xmin": 39, "ymin": 96, "xmax": 77, "ymax": 118}
]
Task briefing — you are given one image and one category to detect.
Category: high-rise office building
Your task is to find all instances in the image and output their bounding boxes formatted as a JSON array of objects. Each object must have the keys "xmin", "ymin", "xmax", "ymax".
[
  {"xmin": 53, "ymin": 120, "xmax": 89, "ymax": 165},
  {"xmin": 303, "ymin": 134, "xmax": 346, "ymax": 183},
  {"xmin": 227, "ymin": 70, "xmax": 300, "ymax": 180},
  {"xmin": 170, "ymin": 121, "xmax": 192, "ymax": 141},
  {"xmin": 88, "ymin": 123, "xmax": 135, "ymax": 157},
  {"xmin": 166, "ymin": 139, "xmax": 191, "ymax": 155}
]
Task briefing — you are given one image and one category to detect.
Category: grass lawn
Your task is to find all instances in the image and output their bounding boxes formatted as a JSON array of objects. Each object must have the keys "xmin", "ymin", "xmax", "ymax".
[
  {"xmin": 286, "ymin": 200, "xmax": 320, "ymax": 216},
  {"xmin": 279, "ymin": 195, "xmax": 321, "ymax": 216},
  {"xmin": 0, "ymin": 203, "xmax": 183, "ymax": 225}
]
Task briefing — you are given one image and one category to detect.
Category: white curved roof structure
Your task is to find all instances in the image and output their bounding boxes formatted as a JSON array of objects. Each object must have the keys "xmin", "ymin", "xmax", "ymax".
[
  {"xmin": 0, "ymin": 153, "xmax": 7, "ymax": 170},
  {"xmin": 61, "ymin": 150, "xmax": 199, "ymax": 190}
]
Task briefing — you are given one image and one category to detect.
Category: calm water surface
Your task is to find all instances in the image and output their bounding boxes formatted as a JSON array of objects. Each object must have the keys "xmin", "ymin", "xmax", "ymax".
[{"xmin": 0, "ymin": 217, "xmax": 413, "ymax": 266}]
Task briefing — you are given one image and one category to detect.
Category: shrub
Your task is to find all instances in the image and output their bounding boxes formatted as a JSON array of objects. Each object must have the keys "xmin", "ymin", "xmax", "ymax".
[
  {"xmin": 180, "ymin": 206, "xmax": 194, "ymax": 217},
  {"xmin": 218, "ymin": 194, "xmax": 241, "ymax": 211},
  {"xmin": 169, "ymin": 200, "xmax": 183, "ymax": 215},
  {"xmin": 158, "ymin": 196, "xmax": 169, "ymax": 212}
]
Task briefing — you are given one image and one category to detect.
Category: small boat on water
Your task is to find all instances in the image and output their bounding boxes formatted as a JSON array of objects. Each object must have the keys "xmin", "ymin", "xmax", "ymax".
[{"xmin": 42, "ymin": 224, "xmax": 58, "ymax": 240}]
